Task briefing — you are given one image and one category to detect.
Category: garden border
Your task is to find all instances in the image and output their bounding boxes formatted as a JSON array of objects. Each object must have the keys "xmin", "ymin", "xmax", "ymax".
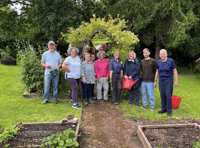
[
  {"xmin": 15, "ymin": 118, "xmax": 81, "ymax": 142},
  {"xmin": 137, "ymin": 123, "xmax": 200, "ymax": 148}
]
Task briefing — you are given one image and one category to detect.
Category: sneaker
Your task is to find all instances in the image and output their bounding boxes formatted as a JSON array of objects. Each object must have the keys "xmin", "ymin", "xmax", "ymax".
[
  {"xmin": 150, "ymin": 107, "xmax": 154, "ymax": 111},
  {"xmin": 54, "ymin": 100, "xmax": 58, "ymax": 104},
  {"xmin": 83, "ymin": 101, "xmax": 88, "ymax": 106},
  {"xmin": 113, "ymin": 102, "xmax": 118, "ymax": 105},
  {"xmin": 135, "ymin": 104, "xmax": 139, "ymax": 107},
  {"xmin": 128, "ymin": 103, "xmax": 133, "ymax": 106},
  {"xmin": 69, "ymin": 100, "xmax": 73, "ymax": 103},
  {"xmin": 104, "ymin": 99, "xmax": 108, "ymax": 102},
  {"xmin": 158, "ymin": 110, "xmax": 167, "ymax": 114},
  {"xmin": 97, "ymin": 99, "xmax": 101, "ymax": 102},
  {"xmin": 42, "ymin": 100, "xmax": 48, "ymax": 104},
  {"xmin": 89, "ymin": 99, "xmax": 94, "ymax": 104},
  {"xmin": 141, "ymin": 105, "xmax": 148, "ymax": 108},
  {"xmin": 167, "ymin": 112, "xmax": 172, "ymax": 116},
  {"xmin": 72, "ymin": 104, "xmax": 82, "ymax": 109}
]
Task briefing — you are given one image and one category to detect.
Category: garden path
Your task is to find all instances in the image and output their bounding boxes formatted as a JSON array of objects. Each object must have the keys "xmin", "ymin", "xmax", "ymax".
[{"xmin": 78, "ymin": 102, "xmax": 143, "ymax": 148}]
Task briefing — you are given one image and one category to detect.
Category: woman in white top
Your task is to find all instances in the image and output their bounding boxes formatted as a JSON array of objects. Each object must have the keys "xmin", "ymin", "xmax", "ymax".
[{"xmin": 62, "ymin": 47, "xmax": 82, "ymax": 109}]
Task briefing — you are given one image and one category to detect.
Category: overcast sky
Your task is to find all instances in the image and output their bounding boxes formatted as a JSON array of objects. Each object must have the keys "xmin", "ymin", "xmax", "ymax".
[{"xmin": 10, "ymin": 3, "xmax": 23, "ymax": 14}]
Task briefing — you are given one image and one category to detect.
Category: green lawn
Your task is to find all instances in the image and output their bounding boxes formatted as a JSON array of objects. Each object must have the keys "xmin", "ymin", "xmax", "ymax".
[
  {"xmin": 0, "ymin": 63, "xmax": 82, "ymax": 132},
  {"xmin": 118, "ymin": 72, "xmax": 200, "ymax": 120},
  {"xmin": 1, "ymin": 62, "xmax": 200, "ymax": 132}
]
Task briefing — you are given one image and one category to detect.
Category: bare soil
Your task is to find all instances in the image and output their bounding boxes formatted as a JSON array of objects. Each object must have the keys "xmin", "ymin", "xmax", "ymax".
[
  {"xmin": 143, "ymin": 127, "xmax": 200, "ymax": 148},
  {"xmin": 0, "ymin": 123, "xmax": 77, "ymax": 148},
  {"xmin": 78, "ymin": 102, "xmax": 143, "ymax": 148}
]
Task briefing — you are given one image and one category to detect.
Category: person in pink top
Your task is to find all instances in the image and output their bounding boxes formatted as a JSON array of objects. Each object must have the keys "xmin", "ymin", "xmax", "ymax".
[{"xmin": 95, "ymin": 51, "xmax": 109, "ymax": 102}]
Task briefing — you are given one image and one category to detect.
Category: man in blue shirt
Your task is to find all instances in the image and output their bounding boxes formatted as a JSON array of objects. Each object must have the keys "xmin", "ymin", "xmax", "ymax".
[
  {"xmin": 154, "ymin": 49, "xmax": 178, "ymax": 116},
  {"xmin": 41, "ymin": 41, "xmax": 62, "ymax": 104}
]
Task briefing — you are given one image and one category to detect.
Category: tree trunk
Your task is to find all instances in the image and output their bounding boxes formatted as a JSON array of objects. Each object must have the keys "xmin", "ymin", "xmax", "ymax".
[{"xmin": 155, "ymin": 36, "xmax": 160, "ymax": 61}]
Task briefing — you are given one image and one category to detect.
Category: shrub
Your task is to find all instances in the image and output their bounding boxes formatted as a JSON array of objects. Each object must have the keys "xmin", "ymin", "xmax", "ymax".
[
  {"xmin": 0, "ymin": 46, "xmax": 13, "ymax": 60},
  {"xmin": 17, "ymin": 45, "xmax": 45, "ymax": 94}
]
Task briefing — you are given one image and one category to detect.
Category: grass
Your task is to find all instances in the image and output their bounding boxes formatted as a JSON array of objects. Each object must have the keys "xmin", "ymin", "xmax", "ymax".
[
  {"xmin": 118, "ymin": 72, "xmax": 200, "ymax": 120},
  {"xmin": 0, "ymin": 63, "xmax": 82, "ymax": 132},
  {"xmin": 1, "ymin": 62, "xmax": 200, "ymax": 132}
]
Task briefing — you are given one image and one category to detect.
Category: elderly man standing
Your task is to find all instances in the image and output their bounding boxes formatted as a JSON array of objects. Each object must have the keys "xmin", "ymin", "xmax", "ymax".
[
  {"xmin": 41, "ymin": 41, "xmax": 62, "ymax": 104},
  {"xmin": 154, "ymin": 49, "xmax": 178, "ymax": 116}
]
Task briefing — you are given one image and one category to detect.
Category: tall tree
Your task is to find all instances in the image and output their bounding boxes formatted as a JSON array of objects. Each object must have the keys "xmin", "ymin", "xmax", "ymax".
[{"xmin": 104, "ymin": 0, "xmax": 200, "ymax": 61}]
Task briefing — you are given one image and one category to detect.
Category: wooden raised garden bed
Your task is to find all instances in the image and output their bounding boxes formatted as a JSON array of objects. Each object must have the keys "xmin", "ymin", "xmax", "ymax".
[
  {"xmin": 137, "ymin": 123, "xmax": 200, "ymax": 148},
  {"xmin": 0, "ymin": 118, "xmax": 80, "ymax": 148}
]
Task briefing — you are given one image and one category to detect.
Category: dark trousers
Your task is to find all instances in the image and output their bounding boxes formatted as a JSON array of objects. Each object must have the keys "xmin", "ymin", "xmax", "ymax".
[
  {"xmin": 65, "ymin": 75, "xmax": 80, "ymax": 104},
  {"xmin": 159, "ymin": 79, "xmax": 173, "ymax": 112},
  {"xmin": 81, "ymin": 82, "xmax": 94, "ymax": 101},
  {"xmin": 111, "ymin": 73, "xmax": 122, "ymax": 103},
  {"xmin": 129, "ymin": 87, "xmax": 139, "ymax": 105}
]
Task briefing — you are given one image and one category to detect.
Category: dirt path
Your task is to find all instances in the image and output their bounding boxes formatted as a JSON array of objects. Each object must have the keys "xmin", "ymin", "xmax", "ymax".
[{"xmin": 78, "ymin": 102, "xmax": 143, "ymax": 148}]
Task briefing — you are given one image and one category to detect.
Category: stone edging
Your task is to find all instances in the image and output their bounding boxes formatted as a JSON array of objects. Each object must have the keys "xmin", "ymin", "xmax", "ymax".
[{"xmin": 137, "ymin": 123, "xmax": 200, "ymax": 148}]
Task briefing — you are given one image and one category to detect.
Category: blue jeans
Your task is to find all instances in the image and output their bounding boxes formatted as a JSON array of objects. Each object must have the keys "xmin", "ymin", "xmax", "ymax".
[
  {"xmin": 129, "ymin": 87, "xmax": 139, "ymax": 105},
  {"xmin": 141, "ymin": 82, "xmax": 155, "ymax": 108},
  {"xmin": 44, "ymin": 74, "xmax": 59, "ymax": 101},
  {"xmin": 159, "ymin": 79, "xmax": 173, "ymax": 112},
  {"xmin": 81, "ymin": 82, "xmax": 94, "ymax": 101}
]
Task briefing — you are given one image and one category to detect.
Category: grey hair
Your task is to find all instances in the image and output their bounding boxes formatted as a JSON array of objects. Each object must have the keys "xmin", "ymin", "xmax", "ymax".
[
  {"xmin": 160, "ymin": 49, "xmax": 167, "ymax": 54},
  {"xmin": 128, "ymin": 50, "xmax": 136, "ymax": 60},
  {"xmin": 67, "ymin": 47, "xmax": 79, "ymax": 55},
  {"xmin": 113, "ymin": 51, "xmax": 119, "ymax": 56},
  {"xmin": 97, "ymin": 50, "xmax": 106, "ymax": 58}
]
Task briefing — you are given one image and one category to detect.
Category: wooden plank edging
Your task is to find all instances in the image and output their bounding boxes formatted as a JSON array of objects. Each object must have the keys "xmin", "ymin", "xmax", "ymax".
[
  {"xmin": 137, "ymin": 123, "xmax": 200, "ymax": 148},
  {"xmin": 137, "ymin": 126, "xmax": 152, "ymax": 148}
]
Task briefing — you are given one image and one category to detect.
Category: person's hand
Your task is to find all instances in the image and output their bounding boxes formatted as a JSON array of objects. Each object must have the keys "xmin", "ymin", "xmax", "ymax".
[
  {"xmin": 56, "ymin": 67, "xmax": 60, "ymax": 72},
  {"xmin": 98, "ymin": 79, "xmax": 101, "ymax": 83},
  {"xmin": 106, "ymin": 76, "xmax": 109, "ymax": 81},
  {"xmin": 128, "ymin": 76, "xmax": 132, "ymax": 79},
  {"xmin": 46, "ymin": 65, "xmax": 50, "ymax": 68},
  {"xmin": 175, "ymin": 80, "xmax": 178, "ymax": 87},
  {"xmin": 124, "ymin": 75, "xmax": 128, "ymax": 79},
  {"xmin": 94, "ymin": 77, "xmax": 96, "ymax": 81},
  {"xmin": 83, "ymin": 78, "xmax": 87, "ymax": 84},
  {"xmin": 154, "ymin": 82, "xmax": 157, "ymax": 87}
]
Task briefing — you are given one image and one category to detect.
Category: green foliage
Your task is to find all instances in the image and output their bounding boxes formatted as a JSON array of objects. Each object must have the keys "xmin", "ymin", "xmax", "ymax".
[
  {"xmin": 61, "ymin": 14, "xmax": 139, "ymax": 63},
  {"xmin": 17, "ymin": 43, "xmax": 45, "ymax": 94},
  {"xmin": 0, "ymin": 126, "xmax": 21, "ymax": 144},
  {"xmin": 193, "ymin": 141, "xmax": 200, "ymax": 148},
  {"xmin": 40, "ymin": 128, "xmax": 79, "ymax": 148},
  {"xmin": 0, "ymin": 46, "xmax": 13, "ymax": 60}
]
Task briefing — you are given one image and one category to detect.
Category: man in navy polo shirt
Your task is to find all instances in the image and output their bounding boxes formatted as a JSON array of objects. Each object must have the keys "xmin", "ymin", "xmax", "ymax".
[{"xmin": 154, "ymin": 49, "xmax": 178, "ymax": 116}]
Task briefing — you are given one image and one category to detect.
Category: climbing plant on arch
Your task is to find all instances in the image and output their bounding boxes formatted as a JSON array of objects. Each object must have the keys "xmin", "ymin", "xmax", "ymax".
[{"xmin": 61, "ymin": 14, "xmax": 139, "ymax": 62}]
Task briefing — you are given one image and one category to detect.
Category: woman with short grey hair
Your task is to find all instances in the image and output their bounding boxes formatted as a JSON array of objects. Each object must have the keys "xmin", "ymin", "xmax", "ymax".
[
  {"xmin": 95, "ymin": 50, "xmax": 110, "ymax": 102},
  {"xmin": 110, "ymin": 51, "xmax": 123, "ymax": 105},
  {"xmin": 62, "ymin": 47, "xmax": 82, "ymax": 109}
]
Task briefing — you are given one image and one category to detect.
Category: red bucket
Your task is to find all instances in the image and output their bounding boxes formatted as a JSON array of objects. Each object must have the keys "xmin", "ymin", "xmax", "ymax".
[{"xmin": 171, "ymin": 95, "xmax": 182, "ymax": 109}]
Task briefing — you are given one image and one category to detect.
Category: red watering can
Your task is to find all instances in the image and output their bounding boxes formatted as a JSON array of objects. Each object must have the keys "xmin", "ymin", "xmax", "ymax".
[{"xmin": 122, "ymin": 78, "xmax": 139, "ymax": 90}]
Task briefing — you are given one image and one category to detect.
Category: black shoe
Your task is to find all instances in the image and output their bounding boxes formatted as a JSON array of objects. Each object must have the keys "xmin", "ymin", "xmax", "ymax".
[
  {"xmin": 167, "ymin": 112, "xmax": 172, "ymax": 116},
  {"xmin": 104, "ymin": 99, "xmax": 108, "ymax": 102},
  {"xmin": 158, "ymin": 110, "xmax": 167, "ymax": 114}
]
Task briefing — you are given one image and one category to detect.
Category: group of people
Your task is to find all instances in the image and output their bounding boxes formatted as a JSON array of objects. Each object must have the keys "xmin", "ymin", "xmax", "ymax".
[{"xmin": 41, "ymin": 41, "xmax": 178, "ymax": 116}]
